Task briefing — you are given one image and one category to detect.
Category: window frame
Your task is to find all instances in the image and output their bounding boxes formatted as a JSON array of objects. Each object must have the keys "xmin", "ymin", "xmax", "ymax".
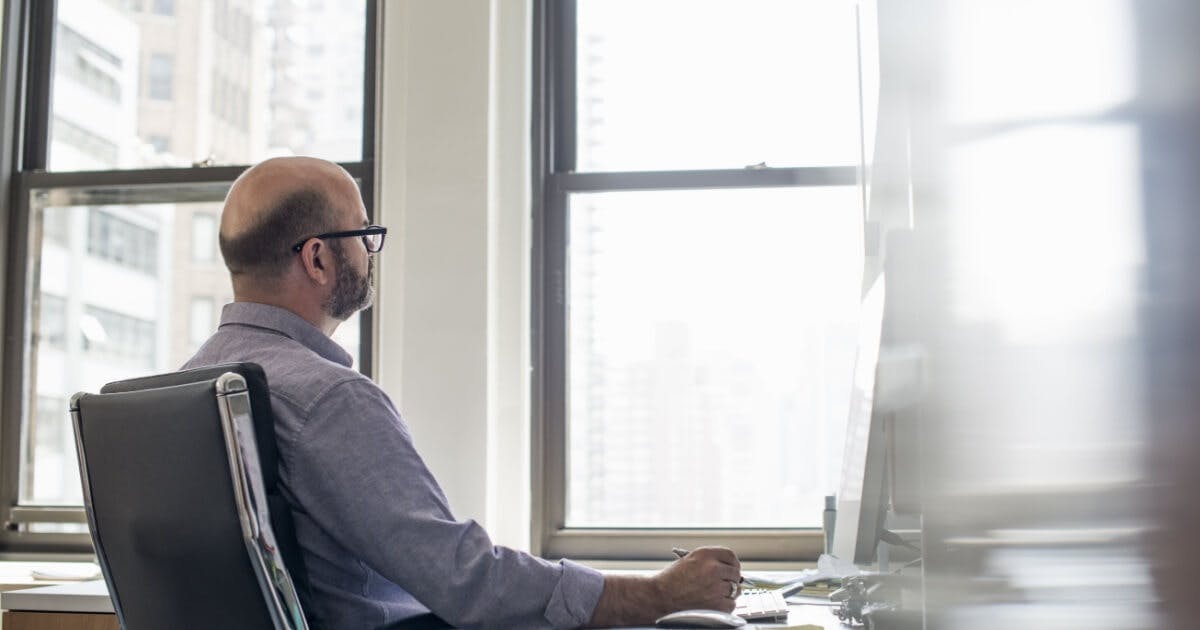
[
  {"xmin": 530, "ymin": 0, "xmax": 862, "ymax": 562},
  {"xmin": 0, "ymin": 0, "xmax": 379, "ymax": 554}
]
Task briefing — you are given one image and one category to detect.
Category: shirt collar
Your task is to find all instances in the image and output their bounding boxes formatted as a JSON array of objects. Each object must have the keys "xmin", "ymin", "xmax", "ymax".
[{"xmin": 218, "ymin": 301, "xmax": 354, "ymax": 368}]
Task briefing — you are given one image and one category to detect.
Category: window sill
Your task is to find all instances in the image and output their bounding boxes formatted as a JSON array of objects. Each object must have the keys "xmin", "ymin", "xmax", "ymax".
[{"xmin": 584, "ymin": 559, "xmax": 819, "ymax": 573}]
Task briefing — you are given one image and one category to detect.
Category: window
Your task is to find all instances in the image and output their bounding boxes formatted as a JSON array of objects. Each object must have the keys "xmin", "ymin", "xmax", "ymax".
[
  {"xmin": 189, "ymin": 297, "xmax": 214, "ymax": 350},
  {"xmin": 40, "ymin": 206, "xmax": 71, "ymax": 245},
  {"xmin": 191, "ymin": 213, "xmax": 217, "ymax": 263},
  {"xmin": 51, "ymin": 117, "xmax": 119, "ymax": 167},
  {"xmin": 56, "ymin": 25, "xmax": 122, "ymax": 102},
  {"xmin": 148, "ymin": 53, "xmax": 173, "ymax": 100},
  {"xmin": 27, "ymin": 397, "xmax": 78, "ymax": 506},
  {"xmin": 0, "ymin": 0, "xmax": 377, "ymax": 552},
  {"xmin": 36, "ymin": 294, "xmax": 67, "ymax": 349},
  {"xmin": 81, "ymin": 304, "xmax": 157, "ymax": 367},
  {"xmin": 148, "ymin": 134, "xmax": 169, "ymax": 153},
  {"xmin": 87, "ymin": 208, "xmax": 159, "ymax": 275},
  {"xmin": 534, "ymin": 0, "xmax": 866, "ymax": 560}
]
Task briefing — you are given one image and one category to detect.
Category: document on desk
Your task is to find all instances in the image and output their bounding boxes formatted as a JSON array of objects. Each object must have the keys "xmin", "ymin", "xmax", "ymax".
[
  {"xmin": 743, "ymin": 553, "xmax": 861, "ymax": 590},
  {"xmin": 742, "ymin": 569, "xmax": 818, "ymax": 588}
]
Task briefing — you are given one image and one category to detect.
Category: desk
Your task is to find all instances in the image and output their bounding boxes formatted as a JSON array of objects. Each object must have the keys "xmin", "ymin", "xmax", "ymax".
[
  {"xmin": 0, "ymin": 580, "xmax": 845, "ymax": 630},
  {"xmin": 0, "ymin": 581, "xmax": 116, "ymax": 630}
]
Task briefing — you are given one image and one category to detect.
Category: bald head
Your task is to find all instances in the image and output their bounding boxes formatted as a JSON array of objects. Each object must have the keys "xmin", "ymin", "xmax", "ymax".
[{"xmin": 219, "ymin": 157, "xmax": 361, "ymax": 283}]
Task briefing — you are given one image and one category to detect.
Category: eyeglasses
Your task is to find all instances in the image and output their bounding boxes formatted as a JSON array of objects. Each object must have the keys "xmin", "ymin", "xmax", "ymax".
[{"xmin": 291, "ymin": 225, "xmax": 387, "ymax": 254}]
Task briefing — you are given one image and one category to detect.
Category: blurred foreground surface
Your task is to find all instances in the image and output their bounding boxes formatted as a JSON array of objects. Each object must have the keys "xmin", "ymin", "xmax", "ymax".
[{"xmin": 873, "ymin": 1, "xmax": 1200, "ymax": 627}]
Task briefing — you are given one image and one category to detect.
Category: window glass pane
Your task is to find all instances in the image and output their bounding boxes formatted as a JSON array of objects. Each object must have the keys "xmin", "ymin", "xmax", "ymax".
[
  {"xmin": 147, "ymin": 53, "xmax": 173, "ymax": 100},
  {"xmin": 27, "ymin": 396, "xmax": 78, "ymax": 505},
  {"xmin": 23, "ymin": 196, "xmax": 361, "ymax": 505},
  {"xmin": 52, "ymin": 117, "xmax": 119, "ymax": 167},
  {"xmin": 189, "ymin": 296, "xmax": 214, "ymax": 349},
  {"xmin": 82, "ymin": 304, "xmax": 157, "ymax": 366},
  {"xmin": 945, "ymin": 0, "xmax": 1134, "ymax": 125},
  {"xmin": 87, "ymin": 208, "xmax": 159, "ymax": 275},
  {"xmin": 332, "ymin": 313, "xmax": 361, "ymax": 370},
  {"xmin": 191, "ymin": 212, "xmax": 217, "ymax": 262},
  {"xmin": 48, "ymin": 0, "xmax": 366, "ymax": 171},
  {"xmin": 37, "ymin": 295, "xmax": 68, "ymax": 350},
  {"xmin": 565, "ymin": 187, "xmax": 863, "ymax": 527},
  {"xmin": 575, "ymin": 0, "xmax": 861, "ymax": 172}
]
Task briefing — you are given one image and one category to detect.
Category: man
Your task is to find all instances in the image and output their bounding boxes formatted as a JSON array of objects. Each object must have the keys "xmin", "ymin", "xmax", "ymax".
[{"xmin": 184, "ymin": 157, "xmax": 743, "ymax": 629}]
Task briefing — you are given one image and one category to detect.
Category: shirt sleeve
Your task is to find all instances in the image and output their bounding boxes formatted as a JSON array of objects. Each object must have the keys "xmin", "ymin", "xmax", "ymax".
[{"xmin": 289, "ymin": 378, "xmax": 604, "ymax": 629}]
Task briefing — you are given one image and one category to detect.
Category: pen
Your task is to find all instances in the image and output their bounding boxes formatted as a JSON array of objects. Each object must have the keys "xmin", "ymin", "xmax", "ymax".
[{"xmin": 671, "ymin": 548, "xmax": 753, "ymax": 587}]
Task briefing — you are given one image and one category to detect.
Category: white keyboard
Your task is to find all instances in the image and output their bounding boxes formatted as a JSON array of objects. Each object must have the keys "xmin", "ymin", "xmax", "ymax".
[{"xmin": 734, "ymin": 588, "xmax": 789, "ymax": 621}]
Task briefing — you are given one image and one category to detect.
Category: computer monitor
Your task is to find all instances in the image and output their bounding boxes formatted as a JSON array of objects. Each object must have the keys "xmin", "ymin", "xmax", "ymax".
[{"xmin": 832, "ymin": 271, "xmax": 889, "ymax": 565}]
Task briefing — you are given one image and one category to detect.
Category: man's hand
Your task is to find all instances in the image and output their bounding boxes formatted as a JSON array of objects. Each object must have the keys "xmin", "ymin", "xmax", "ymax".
[
  {"xmin": 654, "ymin": 547, "xmax": 742, "ymax": 613},
  {"xmin": 586, "ymin": 547, "xmax": 742, "ymax": 627}
]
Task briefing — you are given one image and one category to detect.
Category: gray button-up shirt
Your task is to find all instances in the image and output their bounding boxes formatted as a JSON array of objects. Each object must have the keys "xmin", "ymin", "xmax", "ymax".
[{"xmin": 184, "ymin": 302, "xmax": 604, "ymax": 629}]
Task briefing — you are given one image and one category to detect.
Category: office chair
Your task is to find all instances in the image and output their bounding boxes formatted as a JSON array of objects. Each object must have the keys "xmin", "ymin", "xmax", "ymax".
[{"xmin": 71, "ymin": 363, "xmax": 310, "ymax": 630}]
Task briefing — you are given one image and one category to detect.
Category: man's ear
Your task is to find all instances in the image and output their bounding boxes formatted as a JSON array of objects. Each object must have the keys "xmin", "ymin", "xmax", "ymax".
[{"xmin": 298, "ymin": 239, "xmax": 332, "ymax": 286}]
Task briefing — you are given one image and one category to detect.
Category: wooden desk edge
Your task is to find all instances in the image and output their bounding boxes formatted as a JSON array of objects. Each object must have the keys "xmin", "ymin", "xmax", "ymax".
[{"xmin": 2, "ymin": 610, "xmax": 118, "ymax": 630}]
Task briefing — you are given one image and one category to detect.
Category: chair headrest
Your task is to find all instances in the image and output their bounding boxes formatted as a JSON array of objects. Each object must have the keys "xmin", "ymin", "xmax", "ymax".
[{"xmin": 100, "ymin": 363, "xmax": 280, "ymax": 490}]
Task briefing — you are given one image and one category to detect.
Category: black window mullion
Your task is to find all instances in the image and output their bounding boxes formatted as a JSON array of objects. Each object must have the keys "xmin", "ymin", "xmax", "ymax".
[
  {"xmin": 551, "ymin": 166, "xmax": 858, "ymax": 194},
  {"xmin": 358, "ymin": 160, "xmax": 376, "ymax": 377},
  {"xmin": 21, "ymin": 0, "xmax": 54, "ymax": 171},
  {"xmin": 549, "ymin": 0, "xmax": 576, "ymax": 174},
  {"xmin": 0, "ymin": 2, "xmax": 34, "ymax": 537},
  {"xmin": 531, "ymin": 0, "xmax": 552, "ymax": 553},
  {"xmin": 0, "ymin": 0, "xmax": 28, "ymax": 537},
  {"xmin": 361, "ymin": 0, "xmax": 377, "ymax": 164},
  {"xmin": 23, "ymin": 166, "xmax": 248, "ymax": 188},
  {"xmin": 537, "ymin": 180, "xmax": 569, "ymax": 552},
  {"xmin": 23, "ymin": 161, "xmax": 373, "ymax": 190}
]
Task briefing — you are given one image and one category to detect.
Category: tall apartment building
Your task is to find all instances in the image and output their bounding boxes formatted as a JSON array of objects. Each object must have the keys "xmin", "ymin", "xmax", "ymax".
[
  {"xmin": 265, "ymin": 0, "xmax": 366, "ymax": 358},
  {"xmin": 112, "ymin": 0, "xmax": 267, "ymax": 369},
  {"xmin": 268, "ymin": 0, "xmax": 364, "ymax": 160},
  {"xmin": 30, "ymin": 0, "xmax": 270, "ymax": 504}
]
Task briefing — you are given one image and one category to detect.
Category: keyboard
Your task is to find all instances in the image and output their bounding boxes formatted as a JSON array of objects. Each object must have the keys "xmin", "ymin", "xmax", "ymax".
[{"xmin": 734, "ymin": 588, "xmax": 789, "ymax": 621}]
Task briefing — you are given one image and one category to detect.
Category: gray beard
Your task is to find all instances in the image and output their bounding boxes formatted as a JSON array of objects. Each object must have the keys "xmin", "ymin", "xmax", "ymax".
[{"xmin": 325, "ymin": 242, "xmax": 374, "ymax": 320}]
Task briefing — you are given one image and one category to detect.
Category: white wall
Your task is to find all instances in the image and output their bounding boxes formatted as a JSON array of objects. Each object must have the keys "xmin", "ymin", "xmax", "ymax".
[{"xmin": 374, "ymin": 0, "xmax": 532, "ymax": 550}]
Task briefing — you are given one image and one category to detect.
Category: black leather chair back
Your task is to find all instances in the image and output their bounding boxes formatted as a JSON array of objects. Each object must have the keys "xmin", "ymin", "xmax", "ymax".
[
  {"xmin": 100, "ymin": 363, "xmax": 313, "ymax": 616},
  {"xmin": 72, "ymin": 363, "xmax": 308, "ymax": 630}
]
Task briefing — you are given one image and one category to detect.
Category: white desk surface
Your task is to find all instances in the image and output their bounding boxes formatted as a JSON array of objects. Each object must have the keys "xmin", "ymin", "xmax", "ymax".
[
  {"xmin": 0, "ymin": 579, "xmax": 114, "ymax": 614},
  {"xmin": 0, "ymin": 579, "xmax": 847, "ymax": 628},
  {"xmin": 0, "ymin": 561, "xmax": 100, "ymax": 591},
  {"xmin": 590, "ymin": 604, "xmax": 844, "ymax": 629},
  {"xmin": 621, "ymin": 607, "xmax": 844, "ymax": 629}
]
